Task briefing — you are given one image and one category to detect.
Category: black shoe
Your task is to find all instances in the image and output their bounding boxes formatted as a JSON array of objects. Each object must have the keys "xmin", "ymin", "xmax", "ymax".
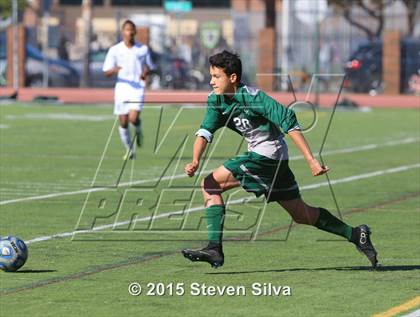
[
  {"xmin": 181, "ymin": 244, "xmax": 224, "ymax": 268},
  {"xmin": 353, "ymin": 225, "xmax": 378, "ymax": 268}
]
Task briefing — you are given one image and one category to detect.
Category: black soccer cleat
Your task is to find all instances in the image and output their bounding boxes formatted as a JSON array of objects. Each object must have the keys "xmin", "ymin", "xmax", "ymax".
[
  {"xmin": 181, "ymin": 244, "xmax": 224, "ymax": 268},
  {"xmin": 353, "ymin": 225, "xmax": 378, "ymax": 268}
]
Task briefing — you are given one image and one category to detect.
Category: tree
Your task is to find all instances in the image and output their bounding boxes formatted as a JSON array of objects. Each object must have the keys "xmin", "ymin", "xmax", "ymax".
[
  {"xmin": 401, "ymin": 0, "xmax": 419, "ymax": 36},
  {"xmin": 0, "ymin": 0, "xmax": 26, "ymax": 21},
  {"xmin": 265, "ymin": 0, "xmax": 276, "ymax": 28},
  {"xmin": 329, "ymin": 0, "xmax": 419, "ymax": 40},
  {"xmin": 328, "ymin": 0, "xmax": 390, "ymax": 41}
]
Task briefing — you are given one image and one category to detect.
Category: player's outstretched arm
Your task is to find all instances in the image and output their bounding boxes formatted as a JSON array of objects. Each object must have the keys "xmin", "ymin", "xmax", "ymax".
[
  {"xmin": 184, "ymin": 136, "xmax": 208, "ymax": 177},
  {"xmin": 288, "ymin": 130, "xmax": 330, "ymax": 177}
]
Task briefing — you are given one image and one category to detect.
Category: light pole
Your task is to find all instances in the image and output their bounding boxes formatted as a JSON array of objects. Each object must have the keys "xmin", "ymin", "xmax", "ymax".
[
  {"xmin": 42, "ymin": 1, "xmax": 50, "ymax": 88},
  {"xmin": 12, "ymin": 0, "xmax": 18, "ymax": 90},
  {"xmin": 81, "ymin": 0, "xmax": 92, "ymax": 87},
  {"xmin": 281, "ymin": 0, "xmax": 290, "ymax": 91}
]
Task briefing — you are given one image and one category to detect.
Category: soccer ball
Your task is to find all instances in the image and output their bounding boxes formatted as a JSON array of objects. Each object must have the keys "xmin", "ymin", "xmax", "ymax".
[{"xmin": 0, "ymin": 236, "xmax": 28, "ymax": 272}]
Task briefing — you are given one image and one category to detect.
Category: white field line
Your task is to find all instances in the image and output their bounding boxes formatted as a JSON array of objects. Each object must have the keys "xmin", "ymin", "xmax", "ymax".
[
  {"xmin": 0, "ymin": 136, "xmax": 419, "ymax": 206},
  {"xmin": 304, "ymin": 136, "xmax": 419, "ymax": 158},
  {"xmin": 401, "ymin": 309, "xmax": 420, "ymax": 317},
  {"xmin": 5, "ymin": 113, "xmax": 116, "ymax": 122},
  {"xmin": 25, "ymin": 162, "xmax": 420, "ymax": 244},
  {"xmin": 2, "ymin": 135, "xmax": 418, "ymax": 192},
  {"xmin": 0, "ymin": 173, "xmax": 193, "ymax": 206}
]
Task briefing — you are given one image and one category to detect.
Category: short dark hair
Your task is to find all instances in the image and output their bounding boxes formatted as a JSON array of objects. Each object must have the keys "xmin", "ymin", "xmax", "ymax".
[
  {"xmin": 209, "ymin": 50, "xmax": 242, "ymax": 82},
  {"xmin": 122, "ymin": 19, "xmax": 136, "ymax": 30}
]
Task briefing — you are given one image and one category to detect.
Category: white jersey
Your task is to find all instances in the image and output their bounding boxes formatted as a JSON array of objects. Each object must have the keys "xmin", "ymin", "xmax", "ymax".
[{"xmin": 103, "ymin": 41, "xmax": 155, "ymax": 115}]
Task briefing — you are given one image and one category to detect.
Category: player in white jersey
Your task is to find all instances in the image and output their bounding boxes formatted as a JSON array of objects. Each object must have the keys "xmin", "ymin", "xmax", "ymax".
[{"xmin": 102, "ymin": 20, "xmax": 155, "ymax": 159}]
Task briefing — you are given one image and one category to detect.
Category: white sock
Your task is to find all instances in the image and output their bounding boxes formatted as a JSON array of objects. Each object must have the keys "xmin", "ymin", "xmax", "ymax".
[{"xmin": 118, "ymin": 126, "xmax": 131, "ymax": 151}]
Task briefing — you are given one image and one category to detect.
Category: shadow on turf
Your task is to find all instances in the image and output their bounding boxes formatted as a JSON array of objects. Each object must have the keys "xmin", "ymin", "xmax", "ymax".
[
  {"xmin": 206, "ymin": 265, "xmax": 420, "ymax": 275},
  {"xmin": 15, "ymin": 269, "xmax": 57, "ymax": 273}
]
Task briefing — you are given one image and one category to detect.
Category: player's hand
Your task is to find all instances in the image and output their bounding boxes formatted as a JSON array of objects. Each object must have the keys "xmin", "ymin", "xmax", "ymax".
[
  {"xmin": 109, "ymin": 66, "xmax": 121, "ymax": 76},
  {"xmin": 308, "ymin": 158, "xmax": 330, "ymax": 176},
  {"xmin": 140, "ymin": 70, "xmax": 149, "ymax": 81},
  {"xmin": 185, "ymin": 161, "xmax": 199, "ymax": 177},
  {"xmin": 104, "ymin": 66, "xmax": 121, "ymax": 78}
]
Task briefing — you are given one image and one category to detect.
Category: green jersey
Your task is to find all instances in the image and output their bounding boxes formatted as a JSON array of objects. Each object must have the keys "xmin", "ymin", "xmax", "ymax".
[{"xmin": 196, "ymin": 85, "xmax": 300, "ymax": 160}]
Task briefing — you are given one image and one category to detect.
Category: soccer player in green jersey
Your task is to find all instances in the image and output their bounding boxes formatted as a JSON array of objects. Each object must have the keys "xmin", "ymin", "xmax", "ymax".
[{"xmin": 181, "ymin": 51, "xmax": 378, "ymax": 269}]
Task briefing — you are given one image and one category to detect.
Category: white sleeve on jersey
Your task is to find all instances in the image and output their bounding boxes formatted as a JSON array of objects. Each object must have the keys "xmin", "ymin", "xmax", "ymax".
[{"xmin": 102, "ymin": 47, "xmax": 117, "ymax": 72}]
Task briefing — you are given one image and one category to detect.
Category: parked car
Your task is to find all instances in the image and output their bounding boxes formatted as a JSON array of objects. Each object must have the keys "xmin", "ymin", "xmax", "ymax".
[
  {"xmin": 152, "ymin": 51, "xmax": 205, "ymax": 90},
  {"xmin": 0, "ymin": 53, "xmax": 6, "ymax": 86},
  {"xmin": 72, "ymin": 49, "xmax": 205, "ymax": 89},
  {"xmin": 0, "ymin": 31, "xmax": 7, "ymax": 86},
  {"xmin": 72, "ymin": 49, "xmax": 115, "ymax": 87},
  {"xmin": 344, "ymin": 38, "xmax": 420, "ymax": 93},
  {"xmin": 0, "ymin": 32, "xmax": 79, "ymax": 87},
  {"xmin": 25, "ymin": 44, "xmax": 80, "ymax": 87}
]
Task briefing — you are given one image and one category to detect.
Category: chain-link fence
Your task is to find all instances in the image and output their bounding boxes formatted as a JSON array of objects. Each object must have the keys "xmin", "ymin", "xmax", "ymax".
[{"xmin": 1, "ymin": 1, "xmax": 419, "ymax": 94}]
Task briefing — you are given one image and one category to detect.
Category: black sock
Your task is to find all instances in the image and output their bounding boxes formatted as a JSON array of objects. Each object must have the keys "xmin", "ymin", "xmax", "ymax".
[
  {"xmin": 314, "ymin": 208, "xmax": 353, "ymax": 241},
  {"xmin": 208, "ymin": 241, "xmax": 222, "ymax": 249}
]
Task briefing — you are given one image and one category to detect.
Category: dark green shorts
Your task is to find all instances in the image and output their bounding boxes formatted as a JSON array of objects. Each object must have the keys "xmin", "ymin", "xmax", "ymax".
[{"xmin": 223, "ymin": 151, "xmax": 300, "ymax": 202}]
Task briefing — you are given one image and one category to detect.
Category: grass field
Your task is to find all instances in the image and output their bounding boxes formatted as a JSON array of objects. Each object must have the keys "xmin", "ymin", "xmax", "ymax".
[{"xmin": 0, "ymin": 102, "xmax": 419, "ymax": 317}]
